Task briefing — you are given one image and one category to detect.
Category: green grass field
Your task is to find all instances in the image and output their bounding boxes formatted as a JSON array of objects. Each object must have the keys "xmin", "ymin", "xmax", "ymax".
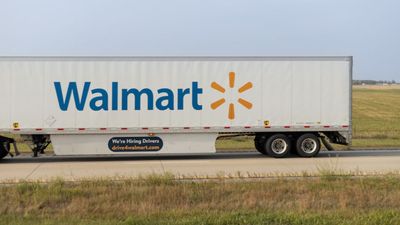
[
  {"xmin": 352, "ymin": 86, "xmax": 400, "ymax": 147},
  {"xmin": 1, "ymin": 174, "xmax": 400, "ymax": 225}
]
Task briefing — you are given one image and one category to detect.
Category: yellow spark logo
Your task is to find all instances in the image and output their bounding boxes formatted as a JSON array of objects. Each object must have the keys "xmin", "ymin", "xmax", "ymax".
[{"xmin": 210, "ymin": 72, "xmax": 253, "ymax": 120}]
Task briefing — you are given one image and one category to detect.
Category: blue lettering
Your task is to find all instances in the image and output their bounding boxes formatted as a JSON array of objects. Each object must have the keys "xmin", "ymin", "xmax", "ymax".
[
  {"xmin": 54, "ymin": 81, "xmax": 204, "ymax": 111},
  {"xmin": 54, "ymin": 82, "xmax": 90, "ymax": 111},
  {"xmin": 177, "ymin": 88, "xmax": 190, "ymax": 110},
  {"xmin": 112, "ymin": 82, "xmax": 118, "ymax": 110},
  {"xmin": 122, "ymin": 88, "xmax": 153, "ymax": 110},
  {"xmin": 156, "ymin": 88, "xmax": 174, "ymax": 110},
  {"xmin": 192, "ymin": 82, "xmax": 203, "ymax": 110},
  {"xmin": 90, "ymin": 88, "xmax": 109, "ymax": 111}
]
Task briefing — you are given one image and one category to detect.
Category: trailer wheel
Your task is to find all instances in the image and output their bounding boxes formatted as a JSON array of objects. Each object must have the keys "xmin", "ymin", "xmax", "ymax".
[
  {"xmin": 264, "ymin": 134, "xmax": 291, "ymax": 158},
  {"xmin": 254, "ymin": 135, "xmax": 267, "ymax": 155},
  {"xmin": 295, "ymin": 133, "xmax": 321, "ymax": 157}
]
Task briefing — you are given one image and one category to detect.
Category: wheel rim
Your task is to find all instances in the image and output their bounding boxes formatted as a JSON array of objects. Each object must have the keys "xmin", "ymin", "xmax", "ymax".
[
  {"xmin": 271, "ymin": 138, "xmax": 288, "ymax": 154},
  {"xmin": 301, "ymin": 138, "xmax": 318, "ymax": 153}
]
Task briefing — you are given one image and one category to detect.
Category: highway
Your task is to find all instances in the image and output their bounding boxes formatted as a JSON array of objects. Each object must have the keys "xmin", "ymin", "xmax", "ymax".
[{"xmin": 1, "ymin": 150, "xmax": 400, "ymax": 182}]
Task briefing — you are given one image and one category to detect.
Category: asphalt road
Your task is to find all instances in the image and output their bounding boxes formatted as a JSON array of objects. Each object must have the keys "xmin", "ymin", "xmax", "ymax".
[{"xmin": 1, "ymin": 150, "xmax": 400, "ymax": 182}]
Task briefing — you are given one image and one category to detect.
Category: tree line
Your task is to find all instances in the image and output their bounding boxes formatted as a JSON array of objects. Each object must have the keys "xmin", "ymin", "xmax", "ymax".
[{"xmin": 353, "ymin": 80, "xmax": 397, "ymax": 85}]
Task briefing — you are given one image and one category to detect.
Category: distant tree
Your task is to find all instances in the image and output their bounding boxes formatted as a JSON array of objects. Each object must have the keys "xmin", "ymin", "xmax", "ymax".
[{"xmin": 352, "ymin": 79, "xmax": 399, "ymax": 85}]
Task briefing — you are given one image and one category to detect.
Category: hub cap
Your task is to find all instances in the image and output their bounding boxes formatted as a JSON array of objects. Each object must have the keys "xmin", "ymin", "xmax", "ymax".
[
  {"xmin": 301, "ymin": 138, "xmax": 318, "ymax": 153},
  {"xmin": 271, "ymin": 138, "xmax": 288, "ymax": 154}
]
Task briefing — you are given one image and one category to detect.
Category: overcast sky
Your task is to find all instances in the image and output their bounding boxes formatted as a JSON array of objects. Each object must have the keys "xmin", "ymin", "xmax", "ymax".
[{"xmin": 0, "ymin": 0, "xmax": 399, "ymax": 81}]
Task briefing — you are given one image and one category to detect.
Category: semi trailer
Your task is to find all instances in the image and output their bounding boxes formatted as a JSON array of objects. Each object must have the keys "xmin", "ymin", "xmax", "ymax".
[{"xmin": 0, "ymin": 56, "xmax": 352, "ymax": 159}]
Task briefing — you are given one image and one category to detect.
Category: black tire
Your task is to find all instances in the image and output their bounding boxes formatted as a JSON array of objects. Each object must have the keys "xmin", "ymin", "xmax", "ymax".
[
  {"xmin": 264, "ymin": 134, "xmax": 291, "ymax": 158},
  {"xmin": 0, "ymin": 143, "xmax": 9, "ymax": 159},
  {"xmin": 254, "ymin": 135, "xmax": 268, "ymax": 155},
  {"xmin": 295, "ymin": 133, "xmax": 321, "ymax": 157}
]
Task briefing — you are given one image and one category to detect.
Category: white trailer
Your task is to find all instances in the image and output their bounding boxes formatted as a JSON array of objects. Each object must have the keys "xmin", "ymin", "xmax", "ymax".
[{"xmin": 0, "ymin": 57, "xmax": 352, "ymax": 159}]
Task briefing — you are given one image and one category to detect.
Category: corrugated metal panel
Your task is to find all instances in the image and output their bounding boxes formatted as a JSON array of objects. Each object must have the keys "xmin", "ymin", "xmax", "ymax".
[{"xmin": 0, "ymin": 57, "xmax": 351, "ymax": 133}]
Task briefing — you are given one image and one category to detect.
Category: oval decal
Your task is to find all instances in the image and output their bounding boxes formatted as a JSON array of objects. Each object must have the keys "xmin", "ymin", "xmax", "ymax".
[{"xmin": 108, "ymin": 137, "xmax": 163, "ymax": 152}]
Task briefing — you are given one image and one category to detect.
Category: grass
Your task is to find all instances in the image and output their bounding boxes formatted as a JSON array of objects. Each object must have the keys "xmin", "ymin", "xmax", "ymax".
[
  {"xmin": 3, "ymin": 211, "xmax": 400, "ymax": 225},
  {"xmin": 352, "ymin": 86, "xmax": 400, "ymax": 147},
  {"xmin": 1, "ymin": 174, "xmax": 400, "ymax": 224}
]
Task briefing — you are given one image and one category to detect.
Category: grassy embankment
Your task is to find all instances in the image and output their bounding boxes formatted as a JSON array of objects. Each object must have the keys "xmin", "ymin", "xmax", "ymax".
[
  {"xmin": 217, "ymin": 85, "xmax": 400, "ymax": 150},
  {"xmin": 1, "ymin": 174, "xmax": 400, "ymax": 225}
]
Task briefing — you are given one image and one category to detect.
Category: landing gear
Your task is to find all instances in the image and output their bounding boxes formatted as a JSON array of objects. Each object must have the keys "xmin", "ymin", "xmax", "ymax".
[
  {"xmin": 32, "ymin": 135, "xmax": 51, "ymax": 157},
  {"xmin": 21, "ymin": 135, "xmax": 51, "ymax": 157}
]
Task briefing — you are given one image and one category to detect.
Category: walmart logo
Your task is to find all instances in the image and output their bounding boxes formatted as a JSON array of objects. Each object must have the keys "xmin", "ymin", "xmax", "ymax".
[
  {"xmin": 210, "ymin": 72, "xmax": 253, "ymax": 120},
  {"xmin": 54, "ymin": 81, "xmax": 203, "ymax": 111},
  {"xmin": 53, "ymin": 72, "xmax": 253, "ymax": 121}
]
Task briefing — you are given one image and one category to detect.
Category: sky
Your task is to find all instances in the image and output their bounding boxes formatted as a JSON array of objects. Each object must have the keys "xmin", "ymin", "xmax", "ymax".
[{"xmin": 0, "ymin": 0, "xmax": 399, "ymax": 81}]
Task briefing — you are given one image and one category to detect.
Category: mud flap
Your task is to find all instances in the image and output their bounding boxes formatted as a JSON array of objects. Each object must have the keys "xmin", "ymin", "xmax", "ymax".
[
  {"xmin": 0, "ymin": 136, "xmax": 20, "ymax": 158},
  {"xmin": 321, "ymin": 136, "xmax": 335, "ymax": 151},
  {"xmin": 322, "ymin": 132, "xmax": 348, "ymax": 145}
]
